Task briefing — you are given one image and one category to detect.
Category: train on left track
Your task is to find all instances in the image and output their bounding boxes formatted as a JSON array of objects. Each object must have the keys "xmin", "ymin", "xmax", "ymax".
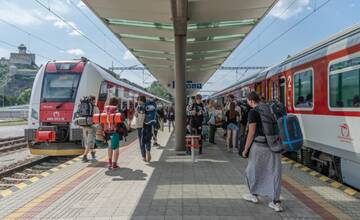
[{"xmin": 24, "ymin": 57, "xmax": 169, "ymax": 156}]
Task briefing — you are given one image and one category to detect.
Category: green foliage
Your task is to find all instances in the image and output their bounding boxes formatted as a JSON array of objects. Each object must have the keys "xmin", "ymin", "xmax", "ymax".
[
  {"xmin": 16, "ymin": 88, "xmax": 32, "ymax": 105},
  {"xmin": 147, "ymin": 81, "xmax": 173, "ymax": 101},
  {"xmin": 0, "ymin": 64, "xmax": 8, "ymax": 86}
]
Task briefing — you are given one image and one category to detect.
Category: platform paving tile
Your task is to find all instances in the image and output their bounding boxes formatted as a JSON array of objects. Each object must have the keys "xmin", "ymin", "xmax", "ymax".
[{"xmin": 4, "ymin": 128, "xmax": 358, "ymax": 219}]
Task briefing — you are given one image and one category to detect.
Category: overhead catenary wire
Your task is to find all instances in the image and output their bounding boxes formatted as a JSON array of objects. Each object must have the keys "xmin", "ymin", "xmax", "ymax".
[
  {"xmin": 68, "ymin": 0, "xmax": 125, "ymax": 52},
  {"xmin": 237, "ymin": 0, "xmax": 332, "ymax": 67},
  {"xmin": 33, "ymin": 0, "xmax": 127, "ymax": 67},
  {"xmin": 0, "ymin": 18, "xmax": 67, "ymax": 53},
  {"xmin": 34, "ymin": 0, "xmax": 147, "ymax": 83},
  {"xmin": 229, "ymin": 0, "xmax": 298, "ymax": 63}
]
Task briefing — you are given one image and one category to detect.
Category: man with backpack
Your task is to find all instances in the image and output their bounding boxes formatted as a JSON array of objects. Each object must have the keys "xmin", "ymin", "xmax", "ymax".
[
  {"xmin": 142, "ymin": 98, "xmax": 157, "ymax": 162},
  {"xmin": 76, "ymin": 96, "xmax": 99, "ymax": 162}
]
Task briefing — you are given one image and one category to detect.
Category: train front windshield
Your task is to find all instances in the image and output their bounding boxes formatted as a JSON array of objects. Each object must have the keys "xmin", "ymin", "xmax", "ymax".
[{"xmin": 41, "ymin": 73, "xmax": 81, "ymax": 102}]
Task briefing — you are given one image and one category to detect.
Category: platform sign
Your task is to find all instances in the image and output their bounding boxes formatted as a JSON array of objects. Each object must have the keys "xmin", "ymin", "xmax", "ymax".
[{"xmin": 170, "ymin": 80, "xmax": 202, "ymax": 89}]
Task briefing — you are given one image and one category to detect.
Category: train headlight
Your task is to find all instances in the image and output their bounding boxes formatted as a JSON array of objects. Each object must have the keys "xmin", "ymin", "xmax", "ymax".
[{"xmin": 31, "ymin": 108, "xmax": 38, "ymax": 120}]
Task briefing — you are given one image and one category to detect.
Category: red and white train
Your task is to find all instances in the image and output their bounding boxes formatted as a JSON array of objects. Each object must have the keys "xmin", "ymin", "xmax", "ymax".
[
  {"xmin": 212, "ymin": 24, "xmax": 360, "ymax": 189},
  {"xmin": 25, "ymin": 58, "xmax": 169, "ymax": 156}
]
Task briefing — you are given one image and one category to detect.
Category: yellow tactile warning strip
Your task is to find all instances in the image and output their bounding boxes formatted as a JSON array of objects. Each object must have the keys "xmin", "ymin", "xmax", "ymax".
[
  {"xmin": 0, "ymin": 157, "xmax": 81, "ymax": 199},
  {"xmin": 3, "ymin": 164, "xmax": 95, "ymax": 220},
  {"xmin": 282, "ymin": 157, "xmax": 360, "ymax": 199},
  {"xmin": 3, "ymin": 139, "xmax": 139, "ymax": 220},
  {"xmin": 283, "ymin": 175, "xmax": 352, "ymax": 220}
]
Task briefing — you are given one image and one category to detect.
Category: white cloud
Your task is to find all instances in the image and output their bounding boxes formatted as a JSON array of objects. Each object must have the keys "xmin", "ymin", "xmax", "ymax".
[
  {"xmin": 0, "ymin": 2, "xmax": 44, "ymax": 26},
  {"xmin": 77, "ymin": 1, "xmax": 86, "ymax": 8},
  {"xmin": 67, "ymin": 48, "xmax": 84, "ymax": 56},
  {"xmin": 270, "ymin": 0, "xmax": 310, "ymax": 20},
  {"xmin": 0, "ymin": 48, "xmax": 12, "ymax": 59},
  {"xmin": 123, "ymin": 50, "xmax": 136, "ymax": 61}
]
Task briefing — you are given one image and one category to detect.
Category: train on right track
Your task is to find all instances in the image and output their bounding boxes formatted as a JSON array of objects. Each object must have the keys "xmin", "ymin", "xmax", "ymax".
[{"xmin": 211, "ymin": 24, "xmax": 360, "ymax": 190}]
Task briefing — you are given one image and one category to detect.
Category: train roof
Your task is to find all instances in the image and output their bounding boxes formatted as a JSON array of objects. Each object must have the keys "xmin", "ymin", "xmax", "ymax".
[
  {"xmin": 92, "ymin": 62, "xmax": 170, "ymax": 104},
  {"xmin": 265, "ymin": 23, "xmax": 360, "ymax": 78},
  {"xmin": 210, "ymin": 72, "xmax": 259, "ymax": 98},
  {"xmin": 210, "ymin": 23, "xmax": 360, "ymax": 98}
]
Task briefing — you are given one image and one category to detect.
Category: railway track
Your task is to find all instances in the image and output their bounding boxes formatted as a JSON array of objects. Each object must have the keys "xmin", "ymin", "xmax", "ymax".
[
  {"xmin": 0, "ymin": 156, "xmax": 75, "ymax": 191},
  {"xmin": 0, "ymin": 136, "xmax": 27, "ymax": 154}
]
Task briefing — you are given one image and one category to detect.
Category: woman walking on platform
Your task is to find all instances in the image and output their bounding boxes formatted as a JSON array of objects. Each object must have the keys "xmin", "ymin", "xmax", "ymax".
[
  {"xmin": 242, "ymin": 91, "xmax": 283, "ymax": 212},
  {"xmin": 134, "ymin": 96, "xmax": 146, "ymax": 161},
  {"xmin": 225, "ymin": 102, "xmax": 240, "ymax": 152}
]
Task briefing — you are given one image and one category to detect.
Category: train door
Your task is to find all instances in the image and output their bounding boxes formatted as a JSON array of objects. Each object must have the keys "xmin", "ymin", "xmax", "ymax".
[
  {"xmin": 97, "ymin": 81, "xmax": 108, "ymax": 112},
  {"xmin": 279, "ymin": 77, "xmax": 286, "ymax": 104}
]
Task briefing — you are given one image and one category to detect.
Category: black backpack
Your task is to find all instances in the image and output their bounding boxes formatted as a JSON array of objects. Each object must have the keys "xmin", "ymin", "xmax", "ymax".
[
  {"xmin": 77, "ymin": 96, "xmax": 94, "ymax": 117},
  {"xmin": 254, "ymin": 103, "xmax": 303, "ymax": 153}
]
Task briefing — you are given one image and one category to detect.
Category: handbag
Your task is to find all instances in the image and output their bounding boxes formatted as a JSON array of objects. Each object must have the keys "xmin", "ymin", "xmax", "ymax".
[
  {"xmin": 130, "ymin": 116, "xmax": 137, "ymax": 129},
  {"xmin": 207, "ymin": 113, "xmax": 215, "ymax": 125}
]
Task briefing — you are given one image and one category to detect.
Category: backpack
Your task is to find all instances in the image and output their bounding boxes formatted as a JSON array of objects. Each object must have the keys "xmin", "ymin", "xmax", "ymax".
[
  {"xmin": 75, "ymin": 97, "xmax": 94, "ymax": 126},
  {"xmin": 103, "ymin": 105, "xmax": 118, "ymax": 134},
  {"xmin": 144, "ymin": 101, "xmax": 157, "ymax": 126},
  {"xmin": 270, "ymin": 101, "xmax": 287, "ymax": 119},
  {"xmin": 77, "ymin": 96, "xmax": 94, "ymax": 117},
  {"xmin": 254, "ymin": 103, "xmax": 303, "ymax": 153}
]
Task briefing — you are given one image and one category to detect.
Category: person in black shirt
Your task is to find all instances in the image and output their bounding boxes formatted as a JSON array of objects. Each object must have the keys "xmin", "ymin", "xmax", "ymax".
[
  {"xmin": 189, "ymin": 94, "xmax": 204, "ymax": 155},
  {"xmin": 241, "ymin": 91, "xmax": 283, "ymax": 212},
  {"xmin": 167, "ymin": 104, "xmax": 175, "ymax": 132}
]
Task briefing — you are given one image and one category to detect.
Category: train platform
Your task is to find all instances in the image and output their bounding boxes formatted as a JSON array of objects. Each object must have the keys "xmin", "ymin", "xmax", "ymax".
[{"xmin": 1, "ymin": 129, "xmax": 360, "ymax": 220}]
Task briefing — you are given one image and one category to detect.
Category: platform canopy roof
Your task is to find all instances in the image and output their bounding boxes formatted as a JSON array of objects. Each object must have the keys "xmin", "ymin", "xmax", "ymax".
[{"xmin": 83, "ymin": 0, "xmax": 278, "ymax": 93}]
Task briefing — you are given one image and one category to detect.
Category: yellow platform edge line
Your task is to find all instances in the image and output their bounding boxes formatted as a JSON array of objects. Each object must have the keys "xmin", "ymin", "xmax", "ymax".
[{"xmin": 284, "ymin": 157, "xmax": 360, "ymax": 200}]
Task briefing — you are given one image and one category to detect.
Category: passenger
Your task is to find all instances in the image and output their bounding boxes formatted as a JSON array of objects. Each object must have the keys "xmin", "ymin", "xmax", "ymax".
[
  {"xmin": 153, "ymin": 103, "xmax": 161, "ymax": 147},
  {"xmin": 238, "ymin": 100, "xmax": 250, "ymax": 155},
  {"xmin": 305, "ymin": 94, "xmax": 313, "ymax": 107},
  {"xmin": 224, "ymin": 94, "xmax": 241, "ymax": 139},
  {"xmin": 157, "ymin": 105, "xmax": 165, "ymax": 132},
  {"xmin": 142, "ymin": 98, "xmax": 157, "ymax": 162},
  {"xmin": 353, "ymin": 95, "xmax": 360, "ymax": 107},
  {"xmin": 81, "ymin": 96, "xmax": 99, "ymax": 162},
  {"xmin": 135, "ymin": 96, "xmax": 146, "ymax": 161},
  {"xmin": 95, "ymin": 124, "xmax": 107, "ymax": 148},
  {"xmin": 296, "ymin": 96, "xmax": 307, "ymax": 107},
  {"xmin": 260, "ymin": 96, "xmax": 266, "ymax": 103},
  {"xmin": 104, "ymin": 97, "xmax": 122, "ymax": 169},
  {"xmin": 207, "ymin": 100, "xmax": 217, "ymax": 144},
  {"xmin": 242, "ymin": 91, "xmax": 283, "ymax": 212},
  {"xmin": 167, "ymin": 104, "xmax": 175, "ymax": 132},
  {"xmin": 225, "ymin": 102, "xmax": 240, "ymax": 153},
  {"xmin": 189, "ymin": 94, "xmax": 205, "ymax": 155}
]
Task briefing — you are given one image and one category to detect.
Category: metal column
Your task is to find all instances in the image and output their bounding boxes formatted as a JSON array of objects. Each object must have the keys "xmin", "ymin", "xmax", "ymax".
[
  {"xmin": 174, "ymin": 35, "xmax": 186, "ymax": 150},
  {"xmin": 171, "ymin": 0, "xmax": 188, "ymax": 151}
]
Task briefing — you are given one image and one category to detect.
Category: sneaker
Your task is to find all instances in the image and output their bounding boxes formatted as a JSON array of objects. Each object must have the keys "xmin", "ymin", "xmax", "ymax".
[
  {"xmin": 108, "ymin": 160, "xmax": 112, "ymax": 169},
  {"xmin": 242, "ymin": 194, "xmax": 259, "ymax": 203},
  {"xmin": 112, "ymin": 162, "xmax": 119, "ymax": 169},
  {"xmin": 268, "ymin": 202, "xmax": 283, "ymax": 212},
  {"xmin": 82, "ymin": 155, "xmax": 89, "ymax": 163},
  {"xmin": 146, "ymin": 151, "xmax": 151, "ymax": 162},
  {"xmin": 91, "ymin": 151, "xmax": 96, "ymax": 160}
]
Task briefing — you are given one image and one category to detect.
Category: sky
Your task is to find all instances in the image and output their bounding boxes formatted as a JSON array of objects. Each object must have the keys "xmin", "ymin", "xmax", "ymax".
[{"xmin": 0, "ymin": 0, "xmax": 359, "ymax": 93}]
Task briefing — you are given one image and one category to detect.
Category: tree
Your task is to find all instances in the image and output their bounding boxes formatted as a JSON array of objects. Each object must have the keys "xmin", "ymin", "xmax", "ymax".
[
  {"xmin": 16, "ymin": 88, "xmax": 32, "ymax": 105},
  {"xmin": 147, "ymin": 81, "xmax": 173, "ymax": 102}
]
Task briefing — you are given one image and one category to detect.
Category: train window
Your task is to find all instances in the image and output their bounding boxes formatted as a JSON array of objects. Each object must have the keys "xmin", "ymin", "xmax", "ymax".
[
  {"xmin": 98, "ymin": 81, "xmax": 108, "ymax": 101},
  {"xmin": 329, "ymin": 56, "xmax": 360, "ymax": 108},
  {"xmin": 272, "ymin": 81, "xmax": 278, "ymax": 99},
  {"xmin": 294, "ymin": 69, "xmax": 313, "ymax": 108},
  {"xmin": 41, "ymin": 73, "xmax": 81, "ymax": 102}
]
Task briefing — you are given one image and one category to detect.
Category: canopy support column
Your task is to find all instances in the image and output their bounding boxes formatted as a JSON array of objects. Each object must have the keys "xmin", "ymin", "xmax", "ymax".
[{"xmin": 171, "ymin": 0, "xmax": 188, "ymax": 151}]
